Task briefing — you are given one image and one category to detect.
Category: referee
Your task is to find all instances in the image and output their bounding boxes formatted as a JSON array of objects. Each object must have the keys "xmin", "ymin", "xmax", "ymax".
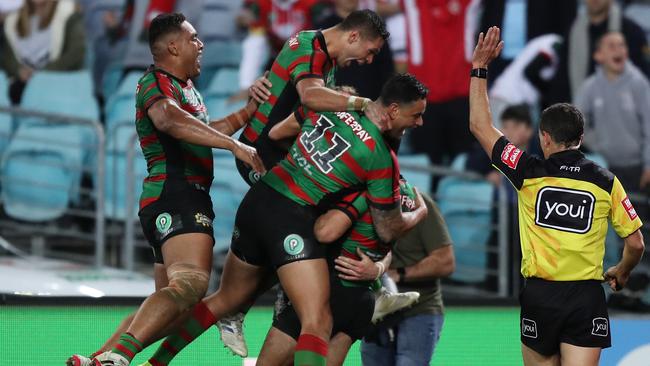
[{"xmin": 469, "ymin": 27, "xmax": 645, "ymax": 366}]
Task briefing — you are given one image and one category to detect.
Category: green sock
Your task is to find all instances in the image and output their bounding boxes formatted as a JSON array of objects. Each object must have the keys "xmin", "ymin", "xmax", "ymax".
[
  {"xmin": 112, "ymin": 333, "xmax": 143, "ymax": 362},
  {"xmin": 294, "ymin": 334, "xmax": 327, "ymax": 366},
  {"xmin": 147, "ymin": 300, "xmax": 216, "ymax": 365}
]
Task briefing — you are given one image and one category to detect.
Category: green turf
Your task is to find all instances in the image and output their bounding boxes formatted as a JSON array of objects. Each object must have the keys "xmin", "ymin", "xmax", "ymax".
[{"xmin": 0, "ymin": 306, "xmax": 521, "ymax": 365}]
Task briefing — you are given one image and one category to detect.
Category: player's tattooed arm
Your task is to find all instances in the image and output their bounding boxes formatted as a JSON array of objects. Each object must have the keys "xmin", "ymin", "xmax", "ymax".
[{"xmin": 370, "ymin": 188, "xmax": 428, "ymax": 243}]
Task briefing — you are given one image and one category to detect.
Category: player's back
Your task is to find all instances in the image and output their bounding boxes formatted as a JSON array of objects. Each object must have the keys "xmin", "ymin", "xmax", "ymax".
[
  {"xmin": 240, "ymin": 30, "xmax": 336, "ymax": 168},
  {"xmin": 262, "ymin": 110, "xmax": 398, "ymax": 211}
]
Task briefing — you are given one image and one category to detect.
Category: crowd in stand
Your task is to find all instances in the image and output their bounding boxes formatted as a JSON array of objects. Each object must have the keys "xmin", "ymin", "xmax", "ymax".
[{"xmin": 1, "ymin": 0, "xmax": 649, "ymax": 200}]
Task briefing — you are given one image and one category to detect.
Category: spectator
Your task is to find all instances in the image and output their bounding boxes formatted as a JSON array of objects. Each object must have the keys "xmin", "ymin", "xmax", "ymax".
[
  {"xmin": 314, "ymin": 0, "xmax": 395, "ymax": 100},
  {"xmin": 548, "ymin": 0, "xmax": 650, "ymax": 104},
  {"xmin": 360, "ymin": 185, "xmax": 455, "ymax": 366},
  {"xmin": 466, "ymin": 104, "xmax": 534, "ymax": 185},
  {"xmin": 1, "ymin": 0, "xmax": 85, "ymax": 104},
  {"xmin": 489, "ymin": 34, "xmax": 562, "ymax": 128},
  {"xmin": 575, "ymin": 31, "xmax": 650, "ymax": 196},
  {"xmin": 401, "ymin": 0, "xmax": 481, "ymax": 190},
  {"xmin": 478, "ymin": 0, "xmax": 576, "ymax": 82},
  {"xmin": 236, "ymin": 0, "xmax": 332, "ymax": 99}
]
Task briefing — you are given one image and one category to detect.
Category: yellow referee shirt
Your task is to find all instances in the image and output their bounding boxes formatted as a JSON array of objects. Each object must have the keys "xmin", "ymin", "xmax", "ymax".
[{"xmin": 491, "ymin": 137, "xmax": 643, "ymax": 281}]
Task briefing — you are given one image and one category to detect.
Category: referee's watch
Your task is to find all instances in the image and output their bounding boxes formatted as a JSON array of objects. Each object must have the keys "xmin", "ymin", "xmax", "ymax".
[{"xmin": 470, "ymin": 68, "xmax": 488, "ymax": 79}]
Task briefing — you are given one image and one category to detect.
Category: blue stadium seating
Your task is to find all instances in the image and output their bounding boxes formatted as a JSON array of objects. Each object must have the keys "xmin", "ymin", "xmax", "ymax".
[
  {"xmin": 211, "ymin": 154, "xmax": 247, "ymax": 251},
  {"xmin": 1, "ymin": 71, "xmax": 99, "ymax": 221},
  {"xmin": 437, "ymin": 154, "xmax": 494, "ymax": 283},
  {"xmin": 195, "ymin": 42, "xmax": 242, "ymax": 91},
  {"xmin": 104, "ymin": 71, "xmax": 145, "ymax": 220},
  {"xmin": 0, "ymin": 72, "xmax": 12, "ymax": 160},
  {"xmin": 204, "ymin": 68, "xmax": 246, "ymax": 119},
  {"xmin": 397, "ymin": 154, "xmax": 432, "ymax": 194}
]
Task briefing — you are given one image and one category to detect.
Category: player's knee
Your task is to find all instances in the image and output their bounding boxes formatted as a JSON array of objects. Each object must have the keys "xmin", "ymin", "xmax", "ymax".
[
  {"xmin": 160, "ymin": 263, "xmax": 210, "ymax": 312},
  {"xmin": 300, "ymin": 306, "xmax": 332, "ymax": 335}
]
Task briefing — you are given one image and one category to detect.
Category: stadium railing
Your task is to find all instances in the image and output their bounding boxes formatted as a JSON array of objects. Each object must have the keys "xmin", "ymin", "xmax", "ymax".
[{"xmin": 0, "ymin": 106, "xmax": 107, "ymax": 268}]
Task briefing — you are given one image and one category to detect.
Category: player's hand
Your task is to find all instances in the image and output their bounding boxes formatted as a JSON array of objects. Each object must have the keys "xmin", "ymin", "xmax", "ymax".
[
  {"xmin": 248, "ymin": 71, "xmax": 272, "ymax": 105},
  {"xmin": 472, "ymin": 26, "xmax": 504, "ymax": 69},
  {"xmin": 411, "ymin": 186, "xmax": 428, "ymax": 218},
  {"xmin": 604, "ymin": 265, "xmax": 629, "ymax": 291},
  {"xmin": 365, "ymin": 100, "xmax": 391, "ymax": 131},
  {"xmin": 334, "ymin": 248, "xmax": 382, "ymax": 282},
  {"xmin": 640, "ymin": 169, "xmax": 650, "ymax": 189},
  {"xmin": 232, "ymin": 141, "xmax": 266, "ymax": 175}
]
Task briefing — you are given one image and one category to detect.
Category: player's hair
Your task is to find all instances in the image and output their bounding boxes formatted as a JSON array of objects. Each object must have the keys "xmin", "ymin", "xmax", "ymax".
[
  {"xmin": 501, "ymin": 104, "xmax": 532, "ymax": 127},
  {"xmin": 339, "ymin": 9, "xmax": 390, "ymax": 41},
  {"xmin": 539, "ymin": 103, "xmax": 584, "ymax": 147},
  {"xmin": 379, "ymin": 73, "xmax": 428, "ymax": 106},
  {"xmin": 149, "ymin": 12, "xmax": 186, "ymax": 49}
]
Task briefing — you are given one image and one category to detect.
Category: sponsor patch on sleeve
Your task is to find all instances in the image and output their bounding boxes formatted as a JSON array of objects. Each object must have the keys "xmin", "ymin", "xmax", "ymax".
[
  {"xmin": 500, "ymin": 143, "xmax": 523, "ymax": 169},
  {"xmin": 621, "ymin": 196, "xmax": 638, "ymax": 220},
  {"xmin": 288, "ymin": 35, "xmax": 300, "ymax": 50}
]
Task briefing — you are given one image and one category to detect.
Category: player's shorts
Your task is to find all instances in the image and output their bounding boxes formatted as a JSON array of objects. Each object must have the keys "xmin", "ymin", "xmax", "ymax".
[
  {"xmin": 230, "ymin": 182, "xmax": 324, "ymax": 268},
  {"xmin": 519, "ymin": 278, "xmax": 611, "ymax": 355},
  {"xmin": 273, "ymin": 276, "xmax": 375, "ymax": 341},
  {"xmin": 139, "ymin": 186, "xmax": 215, "ymax": 264}
]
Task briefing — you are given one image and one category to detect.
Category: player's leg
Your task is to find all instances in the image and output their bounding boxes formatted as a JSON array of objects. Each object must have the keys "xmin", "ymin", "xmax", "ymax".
[
  {"xmin": 257, "ymin": 327, "xmax": 297, "ymax": 366},
  {"xmin": 143, "ymin": 250, "xmax": 266, "ymax": 365},
  {"xmin": 67, "ymin": 255, "xmax": 168, "ymax": 365},
  {"xmin": 521, "ymin": 344, "xmax": 560, "ymax": 366},
  {"xmin": 327, "ymin": 333, "xmax": 355, "ymax": 366},
  {"xmin": 217, "ymin": 274, "xmax": 278, "ymax": 357},
  {"xmin": 558, "ymin": 344, "xmax": 600, "ymax": 366},
  {"xmin": 277, "ymin": 259, "xmax": 332, "ymax": 366}
]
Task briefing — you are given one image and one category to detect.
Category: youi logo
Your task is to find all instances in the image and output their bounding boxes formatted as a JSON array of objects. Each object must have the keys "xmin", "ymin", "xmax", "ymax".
[{"xmin": 535, "ymin": 187, "xmax": 595, "ymax": 233}]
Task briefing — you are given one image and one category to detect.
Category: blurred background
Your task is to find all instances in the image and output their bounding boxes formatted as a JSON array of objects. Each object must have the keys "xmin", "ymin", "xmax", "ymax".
[{"xmin": 0, "ymin": 0, "xmax": 649, "ymax": 364}]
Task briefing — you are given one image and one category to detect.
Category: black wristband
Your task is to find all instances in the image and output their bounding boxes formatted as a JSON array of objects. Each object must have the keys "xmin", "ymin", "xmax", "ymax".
[
  {"xmin": 397, "ymin": 267, "xmax": 406, "ymax": 283},
  {"xmin": 470, "ymin": 68, "xmax": 488, "ymax": 79}
]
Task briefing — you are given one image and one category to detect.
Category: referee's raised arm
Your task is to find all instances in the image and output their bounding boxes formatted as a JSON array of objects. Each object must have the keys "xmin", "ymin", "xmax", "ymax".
[{"xmin": 469, "ymin": 26, "xmax": 505, "ymax": 157}]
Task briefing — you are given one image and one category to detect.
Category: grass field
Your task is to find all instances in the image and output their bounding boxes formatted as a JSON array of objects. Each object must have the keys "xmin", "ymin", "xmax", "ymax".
[{"xmin": 0, "ymin": 306, "xmax": 522, "ymax": 365}]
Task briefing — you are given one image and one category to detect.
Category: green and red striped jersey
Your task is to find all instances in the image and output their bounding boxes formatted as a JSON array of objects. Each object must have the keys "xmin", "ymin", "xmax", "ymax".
[
  {"xmin": 135, "ymin": 67, "xmax": 213, "ymax": 209},
  {"xmin": 240, "ymin": 30, "xmax": 337, "ymax": 146},
  {"xmin": 335, "ymin": 179, "xmax": 417, "ymax": 287},
  {"xmin": 262, "ymin": 110, "xmax": 400, "ymax": 211}
]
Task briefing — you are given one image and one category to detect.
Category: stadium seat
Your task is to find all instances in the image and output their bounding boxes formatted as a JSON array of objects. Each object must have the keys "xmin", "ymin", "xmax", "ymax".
[
  {"xmin": 203, "ymin": 68, "xmax": 246, "ymax": 119},
  {"xmin": 0, "ymin": 72, "xmax": 12, "ymax": 159},
  {"xmin": 1, "ymin": 71, "xmax": 99, "ymax": 221},
  {"xmin": 195, "ymin": 43, "xmax": 242, "ymax": 90},
  {"xmin": 398, "ymin": 154, "xmax": 432, "ymax": 194},
  {"xmin": 104, "ymin": 71, "xmax": 145, "ymax": 220},
  {"xmin": 2, "ymin": 125, "xmax": 86, "ymax": 221},
  {"xmin": 211, "ymin": 154, "xmax": 247, "ymax": 251},
  {"xmin": 437, "ymin": 154, "xmax": 494, "ymax": 284}
]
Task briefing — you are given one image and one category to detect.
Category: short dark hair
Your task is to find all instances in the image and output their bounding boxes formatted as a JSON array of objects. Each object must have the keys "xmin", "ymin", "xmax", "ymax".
[
  {"xmin": 379, "ymin": 73, "xmax": 428, "ymax": 106},
  {"xmin": 339, "ymin": 9, "xmax": 389, "ymax": 41},
  {"xmin": 148, "ymin": 13, "xmax": 186, "ymax": 49},
  {"xmin": 539, "ymin": 103, "xmax": 584, "ymax": 147},
  {"xmin": 501, "ymin": 104, "xmax": 532, "ymax": 127}
]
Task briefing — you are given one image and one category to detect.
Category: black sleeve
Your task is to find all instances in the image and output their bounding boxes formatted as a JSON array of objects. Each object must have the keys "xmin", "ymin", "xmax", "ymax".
[{"xmin": 490, "ymin": 136, "xmax": 536, "ymax": 190}]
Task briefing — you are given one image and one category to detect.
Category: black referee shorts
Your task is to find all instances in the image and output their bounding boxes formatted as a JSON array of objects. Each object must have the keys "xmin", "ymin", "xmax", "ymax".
[
  {"xmin": 273, "ymin": 277, "xmax": 375, "ymax": 341},
  {"xmin": 519, "ymin": 278, "xmax": 611, "ymax": 356},
  {"xmin": 230, "ymin": 182, "xmax": 324, "ymax": 268}
]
